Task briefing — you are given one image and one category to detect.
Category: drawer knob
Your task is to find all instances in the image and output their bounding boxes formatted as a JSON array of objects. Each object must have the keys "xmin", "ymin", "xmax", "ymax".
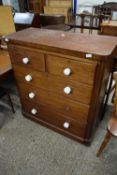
[
  {"xmin": 22, "ymin": 57, "xmax": 29, "ymax": 64},
  {"xmin": 25, "ymin": 75, "xmax": 32, "ymax": 82},
  {"xmin": 29, "ymin": 92, "xmax": 35, "ymax": 99},
  {"xmin": 63, "ymin": 122, "xmax": 70, "ymax": 129},
  {"xmin": 63, "ymin": 68, "xmax": 71, "ymax": 76},
  {"xmin": 64, "ymin": 86, "xmax": 71, "ymax": 94},
  {"xmin": 31, "ymin": 108, "xmax": 37, "ymax": 115}
]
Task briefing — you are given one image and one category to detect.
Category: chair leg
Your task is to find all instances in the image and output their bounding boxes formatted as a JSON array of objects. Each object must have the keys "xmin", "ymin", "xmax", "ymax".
[
  {"xmin": 96, "ymin": 131, "xmax": 111, "ymax": 157},
  {"xmin": 73, "ymin": 27, "xmax": 76, "ymax": 32},
  {"xmin": 6, "ymin": 92, "xmax": 15, "ymax": 113},
  {"xmin": 111, "ymin": 90, "xmax": 115, "ymax": 103},
  {"xmin": 101, "ymin": 73, "xmax": 113, "ymax": 120}
]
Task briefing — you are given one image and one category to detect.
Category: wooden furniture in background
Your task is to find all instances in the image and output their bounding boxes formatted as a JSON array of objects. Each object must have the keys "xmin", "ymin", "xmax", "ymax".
[
  {"xmin": 44, "ymin": 0, "xmax": 72, "ymax": 22},
  {"xmin": 39, "ymin": 13, "xmax": 70, "ymax": 31},
  {"xmin": 100, "ymin": 21, "xmax": 117, "ymax": 36},
  {"xmin": 93, "ymin": 2, "xmax": 117, "ymax": 16},
  {"xmin": 99, "ymin": 21, "xmax": 117, "ymax": 120},
  {"xmin": 97, "ymin": 72, "xmax": 117, "ymax": 157},
  {"xmin": 0, "ymin": 6, "xmax": 15, "ymax": 36},
  {"xmin": 67, "ymin": 13, "xmax": 103, "ymax": 33},
  {"xmin": 0, "ymin": 50, "xmax": 12, "ymax": 80},
  {"xmin": 28, "ymin": 0, "xmax": 45, "ymax": 13},
  {"xmin": 6, "ymin": 28, "xmax": 117, "ymax": 144},
  {"xmin": 39, "ymin": 14, "xmax": 65, "ymax": 27},
  {"xmin": 18, "ymin": 0, "xmax": 45, "ymax": 13},
  {"xmin": 0, "ymin": 50, "xmax": 15, "ymax": 113},
  {"xmin": 14, "ymin": 12, "xmax": 40, "ymax": 31},
  {"xmin": 0, "ymin": 6, "xmax": 15, "ymax": 114}
]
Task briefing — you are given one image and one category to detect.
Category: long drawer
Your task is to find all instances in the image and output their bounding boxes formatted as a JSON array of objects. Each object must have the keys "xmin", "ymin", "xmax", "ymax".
[
  {"xmin": 18, "ymin": 83, "xmax": 89, "ymax": 123},
  {"xmin": 46, "ymin": 54, "xmax": 98, "ymax": 85},
  {"xmin": 13, "ymin": 66, "xmax": 93, "ymax": 105},
  {"xmin": 8, "ymin": 45, "xmax": 45, "ymax": 72},
  {"xmin": 22, "ymin": 100, "xmax": 86, "ymax": 139}
]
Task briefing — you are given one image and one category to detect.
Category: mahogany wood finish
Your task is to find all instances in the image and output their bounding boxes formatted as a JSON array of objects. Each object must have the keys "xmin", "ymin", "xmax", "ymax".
[
  {"xmin": 7, "ymin": 28, "xmax": 117, "ymax": 144},
  {"xmin": 46, "ymin": 54, "xmax": 97, "ymax": 85},
  {"xmin": 22, "ymin": 100, "xmax": 86, "ymax": 138},
  {"xmin": 15, "ymin": 81, "xmax": 89, "ymax": 123},
  {"xmin": 12, "ymin": 67, "xmax": 93, "ymax": 105},
  {"xmin": 9, "ymin": 46, "xmax": 45, "ymax": 71}
]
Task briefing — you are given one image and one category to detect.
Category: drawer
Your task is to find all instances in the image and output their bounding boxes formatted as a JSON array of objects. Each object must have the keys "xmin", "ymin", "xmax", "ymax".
[
  {"xmin": 13, "ymin": 66, "xmax": 93, "ymax": 105},
  {"xmin": 46, "ymin": 55, "xmax": 98, "ymax": 85},
  {"xmin": 8, "ymin": 45, "xmax": 45, "ymax": 72},
  {"xmin": 22, "ymin": 100, "xmax": 86, "ymax": 138},
  {"xmin": 18, "ymin": 84, "xmax": 89, "ymax": 123}
]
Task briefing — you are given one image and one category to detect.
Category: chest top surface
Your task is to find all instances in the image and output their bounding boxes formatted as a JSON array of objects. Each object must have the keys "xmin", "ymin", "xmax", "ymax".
[{"xmin": 6, "ymin": 28, "xmax": 117, "ymax": 57}]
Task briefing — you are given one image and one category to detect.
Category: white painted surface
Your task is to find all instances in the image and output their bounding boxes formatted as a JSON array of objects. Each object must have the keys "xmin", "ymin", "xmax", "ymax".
[
  {"xmin": 77, "ymin": 0, "xmax": 117, "ymax": 13},
  {"xmin": 2, "ymin": 0, "xmax": 19, "ymax": 11}
]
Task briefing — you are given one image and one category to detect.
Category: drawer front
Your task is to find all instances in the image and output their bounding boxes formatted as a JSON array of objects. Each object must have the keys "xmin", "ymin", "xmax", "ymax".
[
  {"xmin": 46, "ymin": 55, "xmax": 98, "ymax": 85},
  {"xmin": 22, "ymin": 100, "xmax": 86, "ymax": 138},
  {"xmin": 18, "ymin": 83, "xmax": 89, "ymax": 123},
  {"xmin": 8, "ymin": 45, "xmax": 45, "ymax": 72},
  {"xmin": 14, "ymin": 66, "xmax": 93, "ymax": 105}
]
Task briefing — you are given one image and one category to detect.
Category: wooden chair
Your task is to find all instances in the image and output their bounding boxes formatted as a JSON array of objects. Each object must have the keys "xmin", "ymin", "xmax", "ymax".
[
  {"xmin": 96, "ymin": 72, "xmax": 117, "ymax": 157},
  {"xmin": 67, "ymin": 13, "xmax": 102, "ymax": 34}
]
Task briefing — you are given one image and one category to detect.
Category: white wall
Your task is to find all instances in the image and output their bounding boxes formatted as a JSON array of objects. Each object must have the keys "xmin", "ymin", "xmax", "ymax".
[
  {"xmin": 3, "ymin": 0, "xmax": 11, "ymax": 5},
  {"xmin": 77, "ymin": 0, "xmax": 117, "ymax": 13},
  {"xmin": 2, "ymin": 0, "xmax": 19, "ymax": 11}
]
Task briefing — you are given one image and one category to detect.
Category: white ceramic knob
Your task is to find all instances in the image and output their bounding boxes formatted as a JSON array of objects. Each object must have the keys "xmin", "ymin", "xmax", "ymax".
[
  {"xmin": 29, "ymin": 92, "xmax": 35, "ymax": 99},
  {"xmin": 22, "ymin": 57, "xmax": 29, "ymax": 64},
  {"xmin": 64, "ymin": 86, "xmax": 71, "ymax": 94},
  {"xmin": 4, "ymin": 38, "xmax": 9, "ymax": 42},
  {"xmin": 31, "ymin": 108, "xmax": 37, "ymax": 115},
  {"xmin": 63, "ymin": 68, "xmax": 71, "ymax": 76},
  {"xmin": 25, "ymin": 74, "xmax": 32, "ymax": 82},
  {"xmin": 63, "ymin": 122, "xmax": 70, "ymax": 129}
]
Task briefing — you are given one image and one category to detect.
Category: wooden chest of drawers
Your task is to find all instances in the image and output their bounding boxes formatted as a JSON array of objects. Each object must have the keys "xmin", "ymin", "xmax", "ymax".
[
  {"xmin": 100, "ymin": 21, "xmax": 117, "ymax": 36},
  {"xmin": 6, "ymin": 28, "xmax": 117, "ymax": 144}
]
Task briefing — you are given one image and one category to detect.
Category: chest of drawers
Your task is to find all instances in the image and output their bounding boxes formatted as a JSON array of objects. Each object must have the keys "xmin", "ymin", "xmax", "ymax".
[{"xmin": 6, "ymin": 28, "xmax": 117, "ymax": 144}]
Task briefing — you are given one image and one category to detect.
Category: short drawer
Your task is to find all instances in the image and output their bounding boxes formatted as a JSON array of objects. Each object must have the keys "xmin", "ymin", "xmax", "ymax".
[
  {"xmin": 46, "ymin": 55, "xmax": 98, "ymax": 85},
  {"xmin": 22, "ymin": 100, "xmax": 86, "ymax": 139},
  {"xmin": 8, "ymin": 45, "xmax": 45, "ymax": 72},
  {"xmin": 14, "ymin": 66, "xmax": 93, "ymax": 105},
  {"xmin": 18, "ymin": 84, "xmax": 89, "ymax": 123}
]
